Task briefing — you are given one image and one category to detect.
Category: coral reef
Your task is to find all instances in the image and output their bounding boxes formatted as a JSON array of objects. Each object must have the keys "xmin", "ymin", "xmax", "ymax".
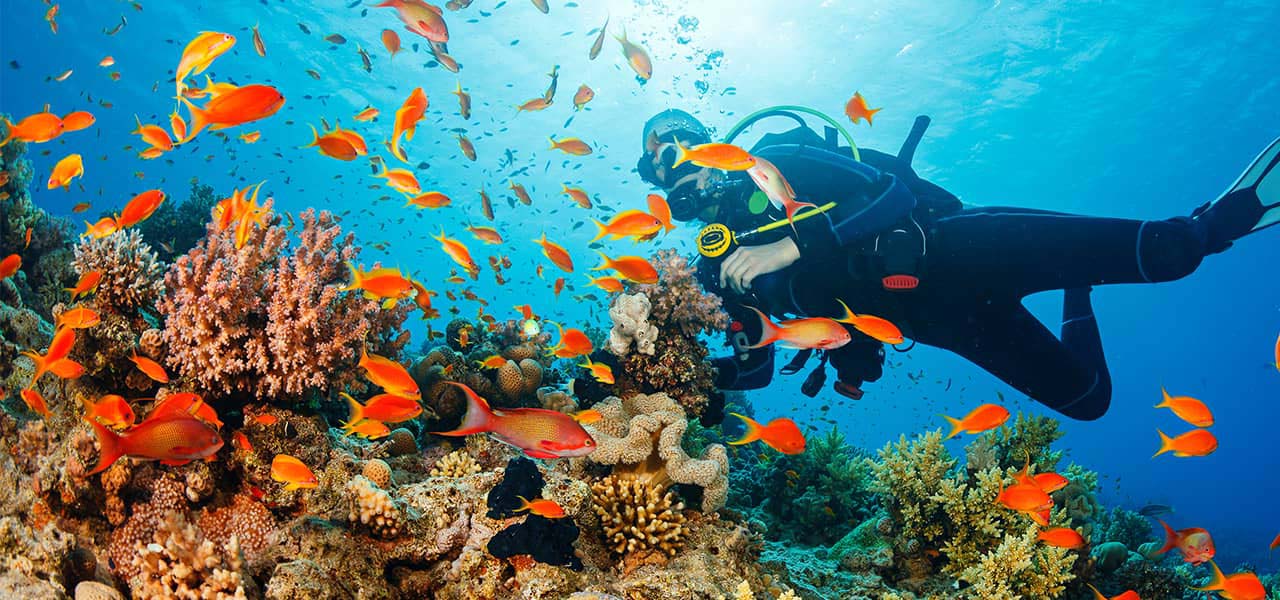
[
  {"xmin": 591, "ymin": 474, "xmax": 687, "ymax": 561},
  {"xmin": 607, "ymin": 292, "xmax": 659, "ymax": 356},
  {"xmin": 130, "ymin": 512, "xmax": 251, "ymax": 599},
  {"xmin": 71, "ymin": 229, "xmax": 164, "ymax": 317},
  {"xmin": 430, "ymin": 449, "xmax": 481, "ymax": 477},
  {"xmin": 158, "ymin": 207, "xmax": 408, "ymax": 401},
  {"xmin": 347, "ymin": 475, "xmax": 405, "ymax": 539},
  {"xmin": 581, "ymin": 393, "xmax": 729, "ymax": 512},
  {"xmin": 610, "ymin": 250, "xmax": 727, "ymax": 417}
]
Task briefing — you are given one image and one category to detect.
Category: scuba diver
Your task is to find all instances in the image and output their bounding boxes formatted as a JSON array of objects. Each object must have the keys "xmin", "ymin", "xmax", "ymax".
[{"xmin": 635, "ymin": 107, "xmax": 1280, "ymax": 421}]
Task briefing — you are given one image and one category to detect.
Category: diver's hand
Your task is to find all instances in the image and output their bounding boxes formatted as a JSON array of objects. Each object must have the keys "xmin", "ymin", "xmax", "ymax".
[{"xmin": 720, "ymin": 237, "xmax": 801, "ymax": 295}]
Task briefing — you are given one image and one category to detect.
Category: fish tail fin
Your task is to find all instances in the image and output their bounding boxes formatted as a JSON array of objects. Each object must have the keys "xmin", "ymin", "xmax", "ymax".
[
  {"xmin": 834, "ymin": 298, "xmax": 858, "ymax": 325},
  {"xmin": 301, "ymin": 124, "xmax": 321, "ymax": 149},
  {"xmin": 21, "ymin": 351, "xmax": 50, "ymax": 387},
  {"xmin": 340, "ymin": 392, "xmax": 364, "ymax": 431},
  {"xmin": 0, "ymin": 116, "xmax": 14, "ymax": 148},
  {"xmin": 589, "ymin": 219, "xmax": 610, "ymax": 243},
  {"xmin": 743, "ymin": 306, "xmax": 782, "ymax": 349},
  {"xmin": 727, "ymin": 412, "xmax": 763, "ymax": 445},
  {"xmin": 548, "ymin": 136, "xmax": 559, "ymax": 150},
  {"xmin": 1192, "ymin": 560, "xmax": 1227, "ymax": 592},
  {"xmin": 591, "ymin": 251, "xmax": 612, "ymax": 271},
  {"xmin": 1152, "ymin": 429, "xmax": 1173, "ymax": 458},
  {"xmin": 1085, "ymin": 585, "xmax": 1108, "ymax": 600},
  {"xmin": 1155, "ymin": 519, "xmax": 1178, "ymax": 555},
  {"xmin": 942, "ymin": 414, "xmax": 964, "ymax": 440},
  {"xmin": 432, "ymin": 383, "xmax": 493, "ymax": 436},
  {"xmin": 514, "ymin": 495, "xmax": 531, "ymax": 512},
  {"xmin": 340, "ymin": 262, "xmax": 362, "ymax": 291},
  {"xmin": 671, "ymin": 138, "xmax": 690, "ymax": 168},
  {"xmin": 179, "ymin": 98, "xmax": 208, "ymax": 143},
  {"xmin": 85, "ymin": 417, "xmax": 124, "ymax": 475}
]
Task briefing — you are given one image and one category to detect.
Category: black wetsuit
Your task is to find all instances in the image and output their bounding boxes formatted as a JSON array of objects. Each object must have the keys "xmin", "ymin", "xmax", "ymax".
[{"xmin": 702, "ymin": 127, "xmax": 1212, "ymax": 421}]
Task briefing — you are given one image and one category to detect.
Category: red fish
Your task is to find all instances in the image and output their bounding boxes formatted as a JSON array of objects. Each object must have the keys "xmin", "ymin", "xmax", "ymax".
[
  {"xmin": 86, "ymin": 413, "xmax": 223, "ymax": 474},
  {"xmin": 728, "ymin": 412, "xmax": 806, "ymax": 454},
  {"xmin": 1155, "ymin": 520, "xmax": 1215, "ymax": 565},
  {"xmin": 942, "ymin": 403, "xmax": 1011, "ymax": 439},
  {"xmin": 434, "ymin": 383, "xmax": 597, "ymax": 459},
  {"xmin": 117, "ymin": 189, "xmax": 166, "ymax": 228},
  {"xmin": 0, "ymin": 254, "xmax": 20, "ymax": 280}
]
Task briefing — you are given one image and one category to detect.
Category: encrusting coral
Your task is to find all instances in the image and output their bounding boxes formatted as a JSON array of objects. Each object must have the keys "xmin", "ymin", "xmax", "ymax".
[
  {"xmin": 158, "ymin": 206, "xmax": 409, "ymax": 401},
  {"xmin": 581, "ymin": 392, "xmax": 729, "ymax": 513}
]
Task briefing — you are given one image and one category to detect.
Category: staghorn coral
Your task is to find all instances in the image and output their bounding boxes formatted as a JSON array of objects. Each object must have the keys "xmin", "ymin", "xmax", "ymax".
[
  {"xmin": 347, "ymin": 475, "xmax": 405, "ymax": 539},
  {"xmin": 430, "ymin": 449, "xmax": 482, "ymax": 478},
  {"xmin": 130, "ymin": 512, "xmax": 250, "ymax": 600},
  {"xmin": 71, "ymin": 229, "xmax": 165, "ymax": 316},
  {"xmin": 158, "ymin": 207, "xmax": 408, "ymax": 401},
  {"xmin": 591, "ymin": 474, "xmax": 687, "ymax": 562},
  {"xmin": 581, "ymin": 393, "xmax": 729, "ymax": 512},
  {"xmin": 607, "ymin": 293, "xmax": 659, "ymax": 356},
  {"xmin": 977, "ymin": 412, "xmax": 1065, "ymax": 474},
  {"xmin": 959, "ymin": 525, "xmax": 1076, "ymax": 600}
]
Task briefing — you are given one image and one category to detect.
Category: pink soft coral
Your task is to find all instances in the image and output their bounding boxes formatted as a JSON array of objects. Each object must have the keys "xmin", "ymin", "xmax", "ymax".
[{"xmin": 158, "ymin": 205, "xmax": 408, "ymax": 400}]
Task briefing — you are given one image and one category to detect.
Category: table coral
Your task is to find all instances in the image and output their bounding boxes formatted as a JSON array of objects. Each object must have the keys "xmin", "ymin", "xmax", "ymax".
[
  {"xmin": 158, "ymin": 207, "xmax": 408, "ymax": 401},
  {"xmin": 582, "ymin": 393, "xmax": 729, "ymax": 512}
]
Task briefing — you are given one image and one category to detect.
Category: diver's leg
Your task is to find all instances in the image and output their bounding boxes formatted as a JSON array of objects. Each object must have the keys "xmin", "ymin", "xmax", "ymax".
[
  {"xmin": 921, "ymin": 300, "xmax": 1112, "ymax": 420},
  {"xmin": 929, "ymin": 208, "xmax": 1207, "ymax": 297}
]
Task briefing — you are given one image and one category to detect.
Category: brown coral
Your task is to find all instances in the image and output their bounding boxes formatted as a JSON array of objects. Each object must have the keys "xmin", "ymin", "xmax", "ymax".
[
  {"xmin": 108, "ymin": 476, "xmax": 188, "ymax": 581},
  {"xmin": 131, "ymin": 512, "xmax": 250, "ymax": 599},
  {"xmin": 591, "ymin": 474, "xmax": 687, "ymax": 561},
  {"xmin": 496, "ymin": 357, "xmax": 542, "ymax": 401},
  {"xmin": 362, "ymin": 458, "xmax": 393, "ymax": 488},
  {"xmin": 71, "ymin": 229, "xmax": 165, "ymax": 316},
  {"xmin": 197, "ymin": 493, "xmax": 276, "ymax": 566},
  {"xmin": 582, "ymin": 393, "xmax": 729, "ymax": 512},
  {"xmin": 158, "ymin": 207, "xmax": 408, "ymax": 401}
]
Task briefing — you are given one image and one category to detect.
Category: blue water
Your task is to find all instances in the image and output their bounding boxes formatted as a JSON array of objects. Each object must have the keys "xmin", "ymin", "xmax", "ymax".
[{"xmin": 3, "ymin": 0, "xmax": 1278, "ymax": 573}]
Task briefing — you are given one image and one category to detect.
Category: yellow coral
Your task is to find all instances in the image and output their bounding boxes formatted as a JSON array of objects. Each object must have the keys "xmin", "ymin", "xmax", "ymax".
[
  {"xmin": 591, "ymin": 474, "xmax": 686, "ymax": 559},
  {"xmin": 346, "ymin": 475, "xmax": 403, "ymax": 539},
  {"xmin": 131, "ymin": 512, "xmax": 248, "ymax": 600},
  {"xmin": 429, "ymin": 449, "xmax": 482, "ymax": 478},
  {"xmin": 959, "ymin": 525, "xmax": 1076, "ymax": 600}
]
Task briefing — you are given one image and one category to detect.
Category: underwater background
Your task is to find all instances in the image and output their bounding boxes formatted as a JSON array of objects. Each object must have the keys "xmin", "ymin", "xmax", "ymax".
[{"xmin": 2, "ymin": 0, "xmax": 1279, "ymax": 598}]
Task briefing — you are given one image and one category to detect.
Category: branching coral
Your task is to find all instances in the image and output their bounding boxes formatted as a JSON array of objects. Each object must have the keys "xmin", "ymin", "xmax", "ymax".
[
  {"xmin": 158, "ymin": 206, "xmax": 408, "ymax": 401},
  {"xmin": 430, "ymin": 449, "xmax": 481, "ymax": 478},
  {"xmin": 607, "ymin": 293, "xmax": 659, "ymax": 356},
  {"xmin": 131, "ymin": 512, "xmax": 250, "ymax": 599},
  {"xmin": 71, "ymin": 229, "xmax": 165, "ymax": 316},
  {"xmin": 347, "ymin": 475, "xmax": 405, "ymax": 539},
  {"xmin": 591, "ymin": 473, "xmax": 687, "ymax": 560},
  {"xmin": 610, "ymin": 250, "xmax": 727, "ymax": 417},
  {"xmin": 582, "ymin": 393, "xmax": 729, "ymax": 512},
  {"xmin": 959, "ymin": 525, "xmax": 1076, "ymax": 600}
]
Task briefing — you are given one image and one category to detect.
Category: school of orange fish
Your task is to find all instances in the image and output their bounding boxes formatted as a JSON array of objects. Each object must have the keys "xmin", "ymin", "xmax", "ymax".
[{"xmin": 2, "ymin": 2, "xmax": 1277, "ymax": 598}]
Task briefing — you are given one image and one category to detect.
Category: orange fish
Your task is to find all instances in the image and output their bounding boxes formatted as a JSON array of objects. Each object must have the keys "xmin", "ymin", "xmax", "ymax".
[
  {"xmin": 61, "ymin": 111, "xmax": 95, "ymax": 132},
  {"xmin": 55, "ymin": 306, "xmax": 100, "ymax": 330},
  {"xmin": 747, "ymin": 307, "xmax": 850, "ymax": 351},
  {"xmin": 354, "ymin": 106, "xmax": 380, "ymax": 122},
  {"xmin": 239, "ymin": 131, "xmax": 260, "ymax": 144},
  {"xmin": 1086, "ymin": 584, "xmax": 1141, "ymax": 600},
  {"xmin": 82, "ymin": 394, "xmax": 135, "ymax": 430},
  {"xmin": 1155, "ymin": 388, "xmax": 1214, "ymax": 427},
  {"xmin": 646, "ymin": 193, "xmax": 675, "ymax": 233},
  {"xmin": 996, "ymin": 482, "xmax": 1054, "ymax": 513},
  {"xmin": 20, "ymin": 388, "xmax": 51, "ymax": 418},
  {"xmin": 180, "ymin": 84, "xmax": 285, "ymax": 142},
  {"xmin": 133, "ymin": 116, "xmax": 175, "ymax": 151},
  {"xmin": 117, "ymin": 189, "xmax": 166, "ymax": 228},
  {"xmin": 73, "ymin": 203, "xmax": 92, "ymax": 213},
  {"xmin": 66, "ymin": 271, "xmax": 102, "ymax": 300},
  {"xmin": 149, "ymin": 392, "xmax": 223, "ymax": 429},
  {"xmin": 303, "ymin": 124, "xmax": 359, "ymax": 161},
  {"xmin": 1031, "ymin": 472, "xmax": 1070, "ymax": 494},
  {"xmin": 1155, "ymin": 520, "xmax": 1215, "ymax": 565},
  {"xmin": 433, "ymin": 383, "xmax": 597, "ymax": 459},
  {"xmin": 572, "ymin": 84, "xmax": 594, "ymax": 111},
  {"xmin": 270, "ymin": 454, "xmax": 318, "ymax": 491},
  {"xmin": 845, "ymin": 91, "xmax": 882, "ymax": 126},
  {"xmin": 254, "ymin": 413, "xmax": 279, "ymax": 426},
  {"xmin": 509, "ymin": 181, "xmax": 533, "ymax": 205},
  {"xmin": 593, "ymin": 252, "xmax": 657, "ymax": 284},
  {"xmin": 0, "ymin": 254, "xmax": 19, "ymax": 280},
  {"xmin": 465, "ymin": 225, "xmax": 503, "ymax": 245},
  {"xmin": 410, "ymin": 280, "xmax": 440, "ymax": 319},
  {"xmin": 1153, "ymin": 429, "xmax": 1218, "ymax": 458},
  {"xmin": 45, "ymin": 4, "xmax": 59, "ymax": 34},
  {"xmin": 833, "ymin": 301, "xmax": 904, "ymax": 344},
  {"xmin": 83, "ymin": 216, "xmax": 118, "ymax": 239},
  {"xmin": 1271, "ymin": 532, "xmax": 1280, "ymax": 551},
  {"xmin": 942, "ymin": 403, "xmax": 1011, "ymax": 439},
  {"xmin": 1037, "ymin": 527, "xmax": 1086, "ymax": 550},
  {"xmin": 21, "ymin": 328, "xmax": 77, "ymax": 386},
  {"xmin": 99, "ymin": 56, "xmax": 115, "ymax": 67},
  {"xmin": 561, "ymin": 184, "xmax": 592, "ymax": 209},
  {"xmin": 434, "ymin": 230, "xmax": 479, "ymax": 276},
  {"xmin": 168, "ymin": 111, "xmax": 189, "ymax": 142},
  {"xmin": 673, "ymin": 142, "xmax": 755, "ymax": 171},
  {"xmin": 588, "ymin": 276, "xmax": 624, "ymax": 293},
  {"xmin": 480, "ymin": 186, "xmax": 495, "ymax": 220},
  {"xmin": 232, "ymin": 431, "xmax": 253, "ymax": 453},
  {"xmin": 348, "ymin": 419, "xmax": 391, "ymax": 439},
  {"xmin": 376, "ymin": 162, "xmax": 422, "ymax": 196},
  {"xmin": 589, "ymin": 211, "xmax": 662, "ymax": 243},
  {"xmin": 175, "ymin": 31, "xmax": 237, "ymax": 98},
  {"xmin": 728, "ymin": 413, "xmax": 806, "ymax": 454},
  {"xmin": 476, "ymin": 355, "xmax": 508, "ymax": 369},
  {"xmin": 553, "ymin": 277, "xmax": 566, "ymax": 297},
  {"xmin": 430, "ymin": 43, "xmax": 459, "ymax": 72},
  {"xmin": 1192, "ymin": 560, "xmax": 1265, "ymax": 600},
  {"xmin": 358, "ymin": 346, "xmax": 420, "ymax": 400},
  {"xmin": 86, "ymin": 412, "xmax": 223, "ymax": 474},
  {"xmin": 571, "ymin": 409, "xmax": 603, "ymax": 424},
  {"xmin": 579, "ymin": 357, "xmax": 614, "ymax": 384},
  {"xmin": 517, "ymin": 97, "xmax": 552, "ymax": 113},
  {"xmin": 534, "ymin": 233, "xmax": 575, "ymax": 273},
  {"xmin": 453, "ymin": 81, "xmax": 471, "ymax": 119},
  {"xmin": 457, "ymin": 134, "xmax": 477, "ymax": 161},
  {"xmin": 23, "ymin": 227, "xmax": 31, "ymax": 249},
  {"xmin": 0, "ymin": 111, "xmax": 64, "ymax": 147},
  {"xmin": 747, "ymin": 156, "xmax": 817, "ymax": 229},
  {"xmin": 375, "ymin": 0, "xmax": 449, "ymax": 43},
  {"xmin": 547, "ymin": 323, "xmax": 593, "ymax": 359},
  {"xmin": 251, "ymin": 23, "xmax": 266, "ymax": 57},
  {"xmin": 614, "ymin": 27, "xmax": 652, "ymax": 82},
  {"xmin": 381, "ymin": 29, "xmax": 402, "ymax": 59},
  {"xmin": 515, "ymin": 495, "xmax": 565, "ymax": 518},
  {"xmin": 47, "ymin": 153, "xmax": 84, "ymax": 190},
  {"xmin": 390, "ymin": 87, "xmax": 428, "ymax": 162},
  {"xmin": 406, "ymin": 191, "xmax": 452, "ymax": 209},
  {"xmin": 548, "ymin": 136, "xmax": 592, "ymax": 156},
  {"xmin": 129, "ymin": 351, "xmax": 170, "ymax": 383},
  {"xmin": 342, "ymin": 391, "xmax": 422, "ymax": 427},
  {"xmin": 589, "ymin": 15, "xmax": 609, "ymax": 60},
  {"xmin": 138, "ymin": 147, "xmax": 166, "ymax": 160}
]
